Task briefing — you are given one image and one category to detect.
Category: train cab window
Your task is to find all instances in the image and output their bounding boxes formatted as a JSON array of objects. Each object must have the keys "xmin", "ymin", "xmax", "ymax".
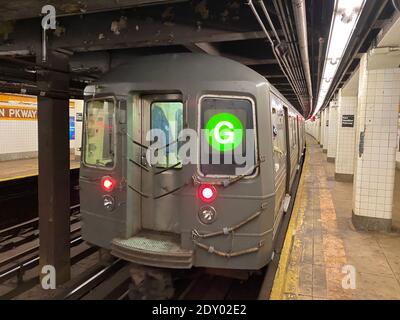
[
  {"xmin": 150, "ymin": 101, "xmax": 183, "ymax": 168},
  {"xmin": 84, "ymin": 99, "xmax": 115, "ymax": 168},
  {"xmin": 199, "ymin": 97, "xmax": 256, "ymax": 177}
]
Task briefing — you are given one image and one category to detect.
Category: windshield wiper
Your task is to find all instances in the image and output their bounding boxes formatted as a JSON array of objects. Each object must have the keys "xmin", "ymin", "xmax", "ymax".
[
  {"xmin": 127, "ymin": 134, "xmax": 148, "ymax": 150},
  {"xmin": 155, "ymin": 162, "xmax": 182, "ymax": 175},
  {"xmin": 222, "ymin": 159, "xmax": 264, "ymax": 188}
]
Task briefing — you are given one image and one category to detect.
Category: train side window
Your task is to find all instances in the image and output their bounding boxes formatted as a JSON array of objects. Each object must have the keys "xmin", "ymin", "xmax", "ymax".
[
  {"xmin": 199, "ymin": 97, "xmax": 256, "ymax": 177},
  {"xmin": 84, "ymin": 99, "xmax": 115, "ymax": 168},
  {"xmin": 271, "ymin": 99, "xmax": 287, "ymax": 173},
  {"xmin": 150, "ymin": 101, "xmax": 183, "ymax": 169},
  {"xmin": 289, "ymin": 116, "xmax": 297, "ymax": 149}
]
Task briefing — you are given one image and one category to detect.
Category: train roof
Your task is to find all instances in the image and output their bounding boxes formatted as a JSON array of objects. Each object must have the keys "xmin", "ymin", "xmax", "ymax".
[
  {"xmin": 96, "ymin": 53, "xmax": 267, "ymax": 84},
  {"xmin": 90, "ymin": 53, "xmax": 302, "ymax": 117}
]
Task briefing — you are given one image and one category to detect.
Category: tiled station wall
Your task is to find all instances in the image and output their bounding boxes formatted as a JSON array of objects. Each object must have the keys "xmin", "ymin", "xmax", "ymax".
[
  {"xmin": 397, "ymin": 113, "xmax": 400, "ymax": 168},
  {"xmin": 0, "ymin": 94, "xmax": 83, "ymax": 161},
  {"xmin": 352, "ymin": 65, "xmax": 400, "ymax": 221},
  {"xmin": 336, "ymin": 96, "xmax": 357, "ymax": 175},
  {"xmin": 306, "ymin": 106, "xmax": 400, "ymax": 169}
]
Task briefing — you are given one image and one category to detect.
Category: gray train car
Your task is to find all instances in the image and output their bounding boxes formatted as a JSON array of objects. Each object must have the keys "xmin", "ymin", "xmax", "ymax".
[{"xmin": 80, "ymin": 54, "xmax": 305, "ymax": 273}]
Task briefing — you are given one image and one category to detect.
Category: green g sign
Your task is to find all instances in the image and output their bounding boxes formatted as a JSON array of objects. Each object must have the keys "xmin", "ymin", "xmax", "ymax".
[{"xmin": 205, "ymin": 113, "xmax": 243, "ymax": 152}]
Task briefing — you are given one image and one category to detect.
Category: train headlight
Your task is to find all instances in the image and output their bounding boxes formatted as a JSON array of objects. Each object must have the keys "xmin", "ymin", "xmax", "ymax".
[
  {"xmin": 198, "ymin": 206, "xmax": 217, "ymax": 224},
  {"xmin": 103, "ymin": 195, "xmax": 115, "ymax": 211}
]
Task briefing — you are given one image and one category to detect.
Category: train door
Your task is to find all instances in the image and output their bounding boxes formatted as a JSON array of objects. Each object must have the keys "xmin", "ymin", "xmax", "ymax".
[
  {"xmin": 138, "ymin": 94, "xmax": 183, "ymax": 233},
  {"xmin": 271, "ymin": 95, "xmax": 288, "ymax": 222},
  {"xmin": 283, "ymin": 106, "xmax": 291, "ymax": 194},
  {"xmin": 297, "ymin": 116, "xmax": 301, "ymax": 162}
]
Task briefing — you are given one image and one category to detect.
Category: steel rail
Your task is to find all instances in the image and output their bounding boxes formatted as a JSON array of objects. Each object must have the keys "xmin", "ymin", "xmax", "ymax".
[
  {"xmin": 0, "ymin": 204, "xmax": 80, "ymax": 243},
  {"xmin": 59, "ymin": 259, "xmax": 126, "ymax": 300},
  {"xmin": 0, "ymin": 231, "xmax": 83, "ymax": 284}
]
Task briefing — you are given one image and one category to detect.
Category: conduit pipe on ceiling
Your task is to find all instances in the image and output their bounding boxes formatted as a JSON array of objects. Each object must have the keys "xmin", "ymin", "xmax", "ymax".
[
  {"xmin": 258, "ymin": 0, "xmax": 306, "ymax": 106},
  {"xmin": 271, "ymin": 0, "xmax": 309, "ymax": 110},
  {"xmin": 247, "ymin": 0, "xmax": 304, "ymax": 111},
  {"xmin": 292, "ymin": 0, "xmax": 313, "ymax": 117},
  {"xmin": 258, "ymin": 1, "xmax": 305, "ymax": 104}
]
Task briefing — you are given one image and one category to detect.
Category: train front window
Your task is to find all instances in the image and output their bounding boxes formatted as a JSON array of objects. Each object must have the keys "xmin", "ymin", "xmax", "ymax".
[
  {"xmin": 150, "ymin": 101, "xmax": 183, "ymax": 168},
  {"xmin": 84, "ymin": 99, "xmax": 115, "ymax": 168},
  {"xmin": 200, "ymin": 97, "xmax": 256, "ymax": 177}
]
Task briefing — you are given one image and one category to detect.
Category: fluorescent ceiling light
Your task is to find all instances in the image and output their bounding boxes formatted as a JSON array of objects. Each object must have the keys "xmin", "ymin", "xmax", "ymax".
[{"xmin": 312, "ymin": 0, "xmax": 366, "ymax": 118}]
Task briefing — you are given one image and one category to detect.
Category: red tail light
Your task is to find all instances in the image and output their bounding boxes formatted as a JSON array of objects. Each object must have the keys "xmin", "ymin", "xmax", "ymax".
[
  {"xmin": 198, "ymin": 184, "xmax": 217, "ymax": 203},
  {"xmin": 101, "ymin": 176, "xmax": 115, "ymax": 192}
]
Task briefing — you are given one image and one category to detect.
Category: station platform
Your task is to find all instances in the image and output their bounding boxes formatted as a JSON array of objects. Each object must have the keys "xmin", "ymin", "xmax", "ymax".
[
  {"xmin": 271, "ymin": 136, "xmax": 400, "ymax": 300},
  {"xmin": 0, "ymin": 157, "xmax": 80, "ymax": 182}
]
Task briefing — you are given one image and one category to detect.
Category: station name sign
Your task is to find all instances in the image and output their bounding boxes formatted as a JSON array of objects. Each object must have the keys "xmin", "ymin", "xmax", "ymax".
[
  {"xmin": 0, "ymin": 106, "xmax": 37, "ymax": 120},
  {"xmin": 342, "ymin": 115, "xmax": 355, "ymax": 128}
]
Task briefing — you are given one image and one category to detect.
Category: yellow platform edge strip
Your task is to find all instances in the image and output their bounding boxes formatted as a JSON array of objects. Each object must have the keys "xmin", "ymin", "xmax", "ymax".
[{"xmin": 270, "ymin": 147, "xmax": 309, "ymax": 300}]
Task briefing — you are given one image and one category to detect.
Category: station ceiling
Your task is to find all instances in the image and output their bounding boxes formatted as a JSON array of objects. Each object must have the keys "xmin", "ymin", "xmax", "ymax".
[{"xmin": 0, "ymin": 0, "xmax": 397, "ymax": 116}]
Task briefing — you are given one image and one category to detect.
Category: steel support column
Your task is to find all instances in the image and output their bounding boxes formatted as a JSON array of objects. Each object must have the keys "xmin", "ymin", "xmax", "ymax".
[{"xmin": 37, "ymin": 51, "xmax": 71, "ymax": 285}]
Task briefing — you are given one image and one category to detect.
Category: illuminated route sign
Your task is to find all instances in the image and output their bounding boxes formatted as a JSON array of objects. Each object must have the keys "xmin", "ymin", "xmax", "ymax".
[{"xmin": 205, "ymin": 113, "xmax": 243, "ymax": 152}]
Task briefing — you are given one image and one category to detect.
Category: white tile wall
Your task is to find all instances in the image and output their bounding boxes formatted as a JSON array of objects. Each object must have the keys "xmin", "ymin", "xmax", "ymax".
[
  {"xmin": 320, "ymin": 110, "xmax": 325, "ymax": 147},
  {"xmin": 353, "ymin": 54, "xmax": 400, "ymax": 220},
  {"xmin": 74, "ymin": 100, "xmax": 84, "ymax": 157},
  {"xmin": 0, "ymin": 120, "xmax": 38, "ymax": 154},
  {"xmin": 324, "ymin": 109, "xmax": 330, "ymax": 150},
  {"xmin": 397, "ymin": 113, "xmax": 400, "ymax": 167},
  {"xmin": 335, "ymin": 92, "xmax": 357, "ymax": 175},
  {"xmin": 306, "ymin": 116, "xmax": 322, "ymax": 142},
  {"xmin": 0, "ymin": 96, "xmax": 82, "ymax": 159},
  {"xmin": 327, "ymin": 104, "xmax": 338, "ymax": 159}
]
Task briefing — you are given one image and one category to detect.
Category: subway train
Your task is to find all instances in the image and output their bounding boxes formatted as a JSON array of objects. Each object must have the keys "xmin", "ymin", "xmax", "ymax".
[{"xmin": 80, "ymin": 54, "xmax": 306, "ymax": 276}]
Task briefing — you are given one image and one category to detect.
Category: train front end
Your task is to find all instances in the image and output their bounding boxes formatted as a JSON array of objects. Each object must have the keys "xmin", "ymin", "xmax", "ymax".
[{"xmin": 80, "ymin": 54, "xmax": 277, "ymax": 272}]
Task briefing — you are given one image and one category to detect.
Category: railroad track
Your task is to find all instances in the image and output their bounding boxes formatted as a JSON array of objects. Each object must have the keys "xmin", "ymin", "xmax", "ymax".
[
  {"xmin": 0, "ymin": 227, "xmax": 82, "ymax": 284},
  {"xmin": 56, "ymin": 265, "xmax": 266, "ymax": 301},
  {"xmin": 174, "ymin": 270, "xmax": 265, "ymax": 300},
  {"xmin": 0, "ymin": 204, "xmax": 80, "ymax": 253},
  {"xmin": 0, "ymin": 242, "xmax": 98, "ymax": 300},
  {"xmin": 0, "ymin": 204, "xmax": 98, "ymax": 300},
  {"xmin": 53, "ymin": 259, "xmax": 130, "ymax": 300}
]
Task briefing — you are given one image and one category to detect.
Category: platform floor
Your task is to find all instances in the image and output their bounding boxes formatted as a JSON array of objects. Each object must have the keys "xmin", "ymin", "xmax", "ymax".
[
  {"xmin": 271, "ymin": 135, "xmax": 400, "ymax": 300},
  {"xmin": 0, "ymin": 157, "xmax": 80, "ymax": 182}
]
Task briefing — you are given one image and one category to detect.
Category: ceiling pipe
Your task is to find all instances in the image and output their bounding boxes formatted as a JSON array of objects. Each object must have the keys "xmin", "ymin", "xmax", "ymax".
[
  {"xmin": 275, "ymin": 0, "xmax": 309, "ymax": 112},
  {"xmin": 292, "ymin": 0, "xmax": 313, "ymax": 117},
  {"xmin": 247, "ymin": 0, "xmax": 305, "ymax": 111},
  {"xmin": 268, "ymin": 0, "xmax": 307, "ymax": 103},
  {"xmin": 258, "ymin": 1, "xmax": 305, "ymax": 103}
]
